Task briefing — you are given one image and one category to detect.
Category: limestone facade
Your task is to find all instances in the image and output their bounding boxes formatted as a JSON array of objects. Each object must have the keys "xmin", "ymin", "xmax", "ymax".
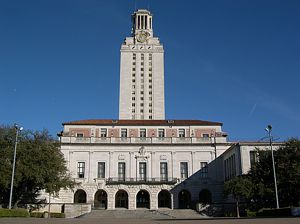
[{"xmin": 54, "ymin": 119, "xmax": 230, "ymax": 209}]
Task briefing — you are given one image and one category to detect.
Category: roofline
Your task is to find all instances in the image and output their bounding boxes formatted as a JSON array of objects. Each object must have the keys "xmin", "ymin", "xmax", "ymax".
[{"xmin": 62, "ymin": 119, "xmax": 223, "ymax": 127}]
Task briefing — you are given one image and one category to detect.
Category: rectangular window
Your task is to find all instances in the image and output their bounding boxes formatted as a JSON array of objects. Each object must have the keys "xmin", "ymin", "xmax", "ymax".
[
  {"xmin": 202, "ymin": 133, "xmax": 210, "ymax": 138},
  {"xmin": 98, "ymin": 162, "xmax": 105, "ymax": 178},
  {"xmin": 139, "ymin": 162, "xmax": 146, "ymax": 181},
  {"xmin": 141, "ymin": 91, "xmax": 144, "ymax": 95},
  {"xmin": 200, "ymin": 162, "xmax": 208, "ymax": 178},
  {"xmin": 140, "ymin": 129, "xmax": 146, "ymax": 138},
  {"xmin": 141, "ymin": 73, "xmax": 144, "ymax": 77},
  {"xmin": 132, "ymin": 68, "xmax": 136, "ymax": 71},
  {"xmin": 100, "ymin": 128, "xmax": 107, "ymax": 137},
  {"xmin": 180, "ymin": 162, "xmax": 188, "ymax": 179},
  {"xmin": 132, "ymin": 97, "xmax": 135, "ymax": 100},
  {"xmin": 149, "ymin": 73, "xmax": 152, "ymax": 77},
  {"xmin": 76, "ymin": 133, "xmax": 84, "ymax": 138},
  {"xmin": 121, "ymin": 129, "xmax": 127, "ymax": 138},
  {"xmin": 149, "ymin": 115, "xmax": 152, "ymax": 119},
  {"xmin": 179, "ymin": 129, "xmax": 185, "ymax": 138},
  {"xmin": 149, "ymin": 54, "xmax": 152, "ymax": 60},
  {"xmin": 160, "ymin": 162, "xmax": 168, "ymax": 181},
  {"xmin": 149, "ymin": 85, "xmax": 152, "ymax": 89},
  {"xmin": 250, "ymin": 151, "xmax": 257, "ymax": 168},
  {"xmin": 77, "ymin": 162, "xmax": 85, "ymax": 178},
  {"xmin": 132, "ymin": 79, "xmax": 135, "ymax": 83},
  {"xmin": 132, "ymin": 73, "xmax": 135, "ymax": 77},
  {"xmin": 118, "ymin": 162, "xmax": 125, "ymax": 181},
  {"xmin": 141, "ymin": 68, "xmax": 144, "ymax": 71},
  {"xmin": 158, "ymin": 129, "xmax": 165, "ymax": 138}
]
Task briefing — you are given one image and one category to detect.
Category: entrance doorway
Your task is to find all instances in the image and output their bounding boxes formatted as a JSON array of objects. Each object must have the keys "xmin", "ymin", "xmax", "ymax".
[
  {"xmin": 178, "ymin": 190, "xmax": 191, "ymax": 209},
  {"xmin": 115, "ymin": 190, "xmax": 128, "ymax": 209},
  {"xmin": 74, "ymin": 189, "xmax": 87, "ymax": 203},
  {"xmin": 136, "ymin": 190, "xmax": 150, "ymax": 208},
  {"xmin": 158, "ymin": 190, "xmax": 171, "ymax": 208},
  {"xmin": 199, "ymin": 189, "xmax": 212, "ymax": 205},
  {"xmin": 94, "ymin": 190, "xmax": 107, "ymax": 209}
]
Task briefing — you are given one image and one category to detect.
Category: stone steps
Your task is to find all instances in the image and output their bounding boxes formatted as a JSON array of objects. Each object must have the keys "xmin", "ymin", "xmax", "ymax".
[{"xmin": 83, "ymin": 209, "xmax": 208, "ymax": 219}]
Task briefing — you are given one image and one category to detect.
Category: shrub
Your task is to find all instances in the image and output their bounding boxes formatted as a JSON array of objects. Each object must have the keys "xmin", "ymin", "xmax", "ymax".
[
  {"xmin": 30, "ymin": 211, "xmax": 65, "ymax": 218},
  {"xmin": 246, "ymin": 209, "xmax": 257, "ymax": 217},
  {"xmin": 50, "ymin": 212, "xmax": 65, "ymax": 218},
  {"xmin": 0, "ymin": 208, "xmax": 30, "ymax": 217},
  {"xmin": 30, "ymin": 212, "xmax": 44, "ymax": 218},
  {"xmin": 257, "ymin": 207, "xmax": 291, "ymax": 217}
]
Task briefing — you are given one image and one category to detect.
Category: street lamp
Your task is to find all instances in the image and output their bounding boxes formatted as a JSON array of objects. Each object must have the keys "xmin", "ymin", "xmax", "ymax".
[
  {"xmin": 8, "ymin": 124, "xmax": 23, "ymax": 209},
  {"xmin": 265, "ymin": 125, "xmax": 279, "ymax": 209}
]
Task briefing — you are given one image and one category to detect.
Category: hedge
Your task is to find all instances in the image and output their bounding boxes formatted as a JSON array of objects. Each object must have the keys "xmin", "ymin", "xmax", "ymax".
[
  {"xmin": 257, "ymin": 207, "xmax": 291, "ymax": 217},
  {"xmin": 30, "ymin": 212, "xmax": 65, "ymax": 218},
  {"xmin": 0, "ymin": 208, "xmax": 30, "ymax": 217}
]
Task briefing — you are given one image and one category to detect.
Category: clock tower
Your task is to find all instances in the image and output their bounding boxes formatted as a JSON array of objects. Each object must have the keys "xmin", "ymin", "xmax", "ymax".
[{"xmin": 119, "ymin": 9, "xmax": 165, "ymax": 120}]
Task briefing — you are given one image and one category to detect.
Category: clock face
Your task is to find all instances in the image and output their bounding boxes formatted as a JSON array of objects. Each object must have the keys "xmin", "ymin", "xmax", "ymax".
[{"xmin": 136, "ymin": 31, "xmax": 149, "ymax": 43}]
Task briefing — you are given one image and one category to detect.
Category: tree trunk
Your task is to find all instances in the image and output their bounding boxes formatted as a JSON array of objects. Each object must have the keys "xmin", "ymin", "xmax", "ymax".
[{"xmin": 236, "ymin": 200, "xmax": 240, "ymax": 218}]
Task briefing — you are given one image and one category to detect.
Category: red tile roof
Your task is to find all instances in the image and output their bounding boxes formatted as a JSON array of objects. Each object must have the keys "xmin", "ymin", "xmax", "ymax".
[{"xmin": 63, "ymin": 119, "xmax": 223, "ymax": 126}]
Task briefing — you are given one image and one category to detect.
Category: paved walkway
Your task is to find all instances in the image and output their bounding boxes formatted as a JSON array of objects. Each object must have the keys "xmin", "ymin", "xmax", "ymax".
[{"xmin": 0, "ymin": 217, "xmax": 300, "ymax": 224}]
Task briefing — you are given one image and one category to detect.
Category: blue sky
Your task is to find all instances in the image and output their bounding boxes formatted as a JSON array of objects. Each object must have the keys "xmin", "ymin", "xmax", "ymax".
[{"xmin": 0, "ymin": 0, "xmax": 299, "ymax": 141}]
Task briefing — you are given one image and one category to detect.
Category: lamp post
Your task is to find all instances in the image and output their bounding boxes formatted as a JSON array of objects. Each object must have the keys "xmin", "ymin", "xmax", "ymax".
[
  {"xmin": 265, "ymin": 125, "xmax": 279, "ymax": 209},
  {"xmin": 8, "ymin": 124, "xmax": 23, "ymax": 209}
]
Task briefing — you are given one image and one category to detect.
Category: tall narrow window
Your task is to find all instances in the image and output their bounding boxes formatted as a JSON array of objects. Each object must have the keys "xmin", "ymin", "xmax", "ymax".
[
  {"xmin": 160, "ymin": 162, "xmax": 168, "ymax": 181},
  {"xmin": 179, "ymin": 129, "xmax": 185, "ymax": 138},
  {"xmin": 76, "ymin": 133, "xmax": 84, "ymax": 138},
  {"xmin": 200, "ymin": 162, "xmax": 208, "ymax": 178},
  {"xmin": 121, "ymin": 129, "xmax": 127, "ymax": 138},
  {"xmin": 98, "ymin": 162, "xmax": 105, "ymax": 178},
  {"xmin": 77, "ymin": 162, "xmax": 85, "ymax": 178},
  {"xmin": 180, "ymin": 162, "xmax": 188, "ymax": 179},
  {"xmin": 202, "ymin": 133, "xmax": 210, "ymax": 138},
  {"xmin": 158, "ymin": 129, "xmax": 165, "ymax": 138},
  {"xmin": 139, "ymin": 162, "xmax": 147, "ymax": 181},
  {"xmin": 118, "ymin": 162, "xmax": 125, "ymax": 181},
  {"xmin": 140, "ymin": 129, "xmax": 146, "ymax": 138},
  {"xmin": 100, "ymin": 128, "xmax": 107, "ymax": 137},
  {"xmin": 250, "ymin": 151, "xmax": 257, "ymax": 168}
]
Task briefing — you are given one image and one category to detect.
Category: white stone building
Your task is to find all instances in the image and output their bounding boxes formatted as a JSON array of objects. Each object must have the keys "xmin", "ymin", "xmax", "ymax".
[
  {"xmin": 58, "ymin": 119, "xmax": 229, "ymax": 210},
  {"xmin": 51, "ymin": 9, "xmax": 281, "ymax": 213}
]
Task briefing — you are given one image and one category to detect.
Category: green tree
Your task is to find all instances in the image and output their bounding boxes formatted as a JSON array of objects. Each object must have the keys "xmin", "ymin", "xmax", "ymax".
[
  {"xmin": 224, "ymin": 175, "xmax": 253, "ymax": 217},
  {"xmin": 249, "ymin": 138, "xmax": 300, "ymax": 208},
  {"xmin": 0, "ymin": 125, "xmax": 75, "ymax": 208}
]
